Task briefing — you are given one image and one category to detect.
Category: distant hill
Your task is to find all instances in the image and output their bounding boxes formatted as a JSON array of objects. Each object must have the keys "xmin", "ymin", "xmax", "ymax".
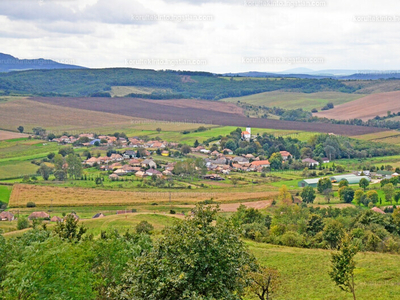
[
  {"xmin": 0, "ymin": 53, "xmax": 85, "ymax": 72},
  {"xmin": 224, "ymin": 69, "xmax": 400, "ymax": 80}
]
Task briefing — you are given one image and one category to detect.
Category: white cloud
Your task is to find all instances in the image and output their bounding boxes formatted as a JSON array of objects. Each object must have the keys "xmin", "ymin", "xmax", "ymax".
[{"xmin": 0, "ymin": 0, "xmax": 399, "ymax": 72}]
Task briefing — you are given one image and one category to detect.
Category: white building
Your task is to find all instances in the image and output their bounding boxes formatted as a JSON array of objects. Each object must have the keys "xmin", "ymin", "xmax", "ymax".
[{"xmin": 241, "ymin": 127, "xmax": 251, "ymax": 141}]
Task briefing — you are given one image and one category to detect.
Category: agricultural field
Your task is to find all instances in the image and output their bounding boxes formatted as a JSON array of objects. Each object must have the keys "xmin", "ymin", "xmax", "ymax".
[
  {"xmin": 0, "ymin": 98, "xmax": 146, "ymax": 133},
  {"xmin": 0, "ymin": 161, "xmax": 39, "ymax": 180},
  {"xmin": 222, "ymin": 91, "xmax": 365, "ymax": 112},
  {"xmin": 7, "ymin": 184, "xmax": 278, "ymax": 208},
  {"xmin": 0, "ymin": 130, "xmax": 29, "ymax": 141},
  {"xmin": 342, "ymin": 79, "xmax": 400, "ymax": 94},
  {"xmin": 0, "ymin": 185, "xmax": 12, "ymax": 203},
  {"xmin": 30, "ymin": 97, "xmax": 385, "ymax": 135},
  {"xmin": 315, "ymin": 91, "xmax": 400, "ymax": 121},
  {"xmin": 110, "ymin": 86, "xmax": 172, "ymax": 97},
  {"xmin": 249, "ymin": 242, "xmax": 400, "ymax": 300}
]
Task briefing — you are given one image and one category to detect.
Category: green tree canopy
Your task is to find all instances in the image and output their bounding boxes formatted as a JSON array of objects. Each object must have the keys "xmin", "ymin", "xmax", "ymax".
[{"xmin": 116, "ymin": 205, "xmax": 257, "ymax": 300}]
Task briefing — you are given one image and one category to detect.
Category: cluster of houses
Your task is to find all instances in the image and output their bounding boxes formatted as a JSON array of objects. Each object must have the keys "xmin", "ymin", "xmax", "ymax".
[
  {"xmin": 92, "ymin": 157, "xmax": 175, "ymax": 181},
  {"xmin": 203, "ymin": 151, "xmax": 293, "ymax": 174},
  {"xmin": 51, "ymin": 133, "xmax": 172, "ymax": 150}
]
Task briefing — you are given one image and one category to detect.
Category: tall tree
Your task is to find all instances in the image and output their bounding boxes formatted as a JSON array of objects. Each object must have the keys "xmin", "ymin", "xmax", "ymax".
[
  {"xmin": 359, "ymin": 178, "xmax": 369, "ymax": 191},
  {"xmin": 66, "ymin": 154, "xmax": 83, "ymax": 180},
  {"xmin": 269, "ymin": 152, "xmax": 283, "ymax": 170},
  {"xmin": 383, "ymin": 183, "xmax": 395, "ymax": 204},
  {"xmin": 329, "ymin": 235, "xmax": 358, "ymax": 300},
  {"xmin": 317, "ymin": 178, "xmax": 332, "ymax": 194},
  {"xmin": 17, "ymin": 126, "xmax": 24, "ymax": 133},
  {"xmin": 38, "ymin": 163, "xmax": 52, "ymax": 180},
  {"xmin": 300, "ymin": 186, "xmax": 316, "ymax": 204}
]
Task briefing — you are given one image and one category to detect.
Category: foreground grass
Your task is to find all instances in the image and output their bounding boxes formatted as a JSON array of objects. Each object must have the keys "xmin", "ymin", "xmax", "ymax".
[{"xmin": 248, "ymin": 241, "xmax": 400, "ymax": 300}]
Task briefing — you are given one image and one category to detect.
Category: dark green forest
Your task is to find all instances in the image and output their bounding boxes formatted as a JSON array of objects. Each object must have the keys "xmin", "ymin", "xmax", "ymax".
[{"xmin": 0, "ymin": 68, "xmax": 357, "ymax": 99}]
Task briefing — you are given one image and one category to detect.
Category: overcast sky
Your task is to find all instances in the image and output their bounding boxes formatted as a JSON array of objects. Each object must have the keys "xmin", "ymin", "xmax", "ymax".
[{"xmin": 0, "ymin": 0, "xmax": 399, "ymax": 73}]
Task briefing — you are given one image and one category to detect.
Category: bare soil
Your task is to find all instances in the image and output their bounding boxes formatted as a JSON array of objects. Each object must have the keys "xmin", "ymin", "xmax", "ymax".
[
  {"xmin": 315, "ymin": 91, "xmax": 400, "ymax": 121},
  {"xmin": 0, "ymin": 130, "xmax": 29, "ymax": 141}
]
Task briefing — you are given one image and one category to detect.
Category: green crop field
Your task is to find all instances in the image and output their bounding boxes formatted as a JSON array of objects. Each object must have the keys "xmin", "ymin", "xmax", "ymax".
[
  {"xmin": 248, "ymin": 241, "xmax": 400, "ymax": 300},
  {"xmin": 0, "ymin": 185, "xmax": 12, "ymax": 203},
  {"xmin": 222, "ymin": 91, "xmax": 365, "ymax": 112}
]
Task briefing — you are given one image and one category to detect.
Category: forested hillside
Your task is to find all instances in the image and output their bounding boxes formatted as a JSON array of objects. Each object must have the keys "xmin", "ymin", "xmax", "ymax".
[{"xmin": 0, "ymin": 68, "xmax": 357, "ymax": 99}]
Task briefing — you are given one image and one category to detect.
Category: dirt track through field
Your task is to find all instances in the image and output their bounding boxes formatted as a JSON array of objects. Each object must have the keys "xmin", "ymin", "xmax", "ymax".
[
  {"xmin": 315, "ymin": 91, "xmax": 400, "ymax": 121},
  {"xmin": 30, "ymin": 97, "xmax": 386, "ymax": 135}
]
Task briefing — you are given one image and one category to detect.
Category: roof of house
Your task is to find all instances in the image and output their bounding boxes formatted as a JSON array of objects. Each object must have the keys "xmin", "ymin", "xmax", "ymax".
[
  {"xmin": 371, "ymin": 207, "xmax": 385, "ymax": 214},
  {"xmin": 92, "ymin": 213, "xmax": 105, "ymax": 219},
  {"xmin": 280, "ymin": 151, "xmax": 291, "ymax": 156},
  {"xmin": 251, "ymin": 160, "xmax": 270, "ymax": 166},
  {"xmin": 242, "ymin": 131, "xmax": 250, "ymax": 135},
  {"xmin": 142, "ymin": 159, "xmax": 155, "ymax": 164},
  {"xmin": 232, "ymin": 157, "xmax": 249, "ymax": 163},
  {"xmin": 29, "ymin": 211, "xmax": 50, "ymax": 219},
  {"xmin": 50, "ymin": 216, "xmax": 62, "ymax": 222},
  {"xmin": 146, "ymin": 169, "xmax": 162, "ymax": 175},
  {"xmin": 0, "ymin": 211, "xmax": 14, "ymax": 220},
  {"xmin": 302, "ymin": 158, "xmax": 318, "ymax": 163}
]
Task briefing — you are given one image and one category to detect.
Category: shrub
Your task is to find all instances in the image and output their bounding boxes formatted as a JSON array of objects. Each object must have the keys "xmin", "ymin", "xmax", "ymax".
[
  {"xmin": 135, "ymin": 221, "xmax": 154, "ymax": 235},
  {"xmin": 17, "ymin": 217, "xmax": 29, "ymax": 230},
  {"xmin": 151, "ymin": 203, "xmax": 158, "ymax": 206},
  {"xmin": 169, "ymin": 210, "xmax": 176, "ymax": 214},
  {"xmin": 26, "ymin": 202, "xmax": 36, "ymax": 208}
]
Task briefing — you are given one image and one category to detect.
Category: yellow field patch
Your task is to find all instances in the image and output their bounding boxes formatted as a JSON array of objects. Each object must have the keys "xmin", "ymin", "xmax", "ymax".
[{"xmin": 8, "ymin": 184, "xmax": 278, "ymax": 208}]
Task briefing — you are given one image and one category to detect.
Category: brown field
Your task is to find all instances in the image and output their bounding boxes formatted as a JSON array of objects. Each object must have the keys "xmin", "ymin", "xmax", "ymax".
[
  {"xmin": 30, "ymin": 97, "xmax": 385, "ymax": 135},
  {"xmin": 0, "ymin": 98, "xmax": 146, "ymax": 133},
  {"xmin": 315, "ymin": 91, "xmax": 400, "ymax": 121},
  {"xmin": 141, "ymin": 98, "xmax": 244, "ymax": 115},
  {"xmin": 352, "ymin": 131, "xmax": 400, "ymax": 140},
  {"xmin": 0, "ymin": 130, "xmax": 29, "ymax": 141},
  {"xmin": 8, "ymin": 184, "xmax": 278, "ymax": 208}
]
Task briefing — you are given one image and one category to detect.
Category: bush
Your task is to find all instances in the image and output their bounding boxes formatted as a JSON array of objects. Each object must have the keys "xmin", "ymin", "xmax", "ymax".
[
  {"xmin": 17, "ymin": 217, "xmax": 29, "ymax": 230},
  {"xmin": 280, "ymin": 231, "xmax": 304, "ymax": 247},
  {"xmin": 151, "ymin": 203, "xmax": 158, "ymax": 206},
  {"xmin": 169, "ymin": 210, "xmax": 176, "ymax": 214},
  {"xmin": 26, "ymin": 202, "xmax": 36, "ymax": 208},
  {"xmin": 135, "ymin": 221, "xmax": 154, "ymax": 235},
  {"xmin": 131, "ymin": 208, "xmax": 137, "ymax": 213}
]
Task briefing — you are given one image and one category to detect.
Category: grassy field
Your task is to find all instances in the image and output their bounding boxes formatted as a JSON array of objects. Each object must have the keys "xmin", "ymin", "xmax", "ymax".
[
  {"xmin": 222, "ymin": 91, "xmax": 365, "ymax": 112},
  {"xmin": 0, "ymin": 185, "xmax": 12, "ymax": 203},
  {"xmin": 111, "ymin": 86, "xmax": 172, "ymax": 97},
  {"xmin": 0, "ymin": 161, "xmax": 39, "ymax": 180},
  {"xmin": 248, "ymin": 241, "xmax": 400, "ymax": 300}
]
